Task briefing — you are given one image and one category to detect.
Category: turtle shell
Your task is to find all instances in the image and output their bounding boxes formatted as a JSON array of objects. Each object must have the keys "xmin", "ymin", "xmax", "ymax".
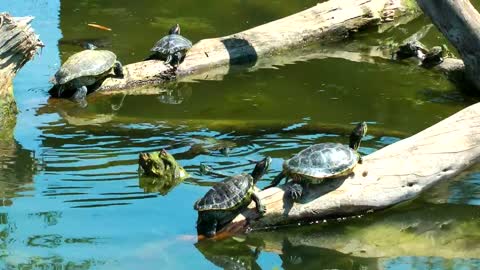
[
  {"xmin": 285, "ymin": 143, "xmax": 358, "ymax": 181},
  {"xmin": 194, "ymin": 173, "xmax": 254, "ymax": 211},
  {"xmin": 151, "ymin": 34, "xmax": 192, "ymax": 55},
  {"xmin": 54, "ymin": 50, "xmax": 117, "ymax": 85}
]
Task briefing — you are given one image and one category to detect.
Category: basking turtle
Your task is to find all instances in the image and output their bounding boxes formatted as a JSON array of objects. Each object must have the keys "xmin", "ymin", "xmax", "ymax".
[
  {"xmin": 264, "ymin": 122, "xmax": 367, "ymax": 201},
  {"xmin": 194, "ymin": 157, "xmax": 271, "ymax": 238},
  {"xmin": 146, "ymin": 24, "xmax": 193, "ymax": 67},
  {"xmin": 393, "ymin": 41, "xmax": 428, "ymax": 61},
  {"xmin": 421, "ymin": 46, "xmax": 444, "ymax": 68},
  {"xmin": 51, "ymin": 49, "xmax": 124, "ymax": 107},
  {"xmin": 138, "ymin": 149, "xmax": 189, "ymax": 180}
]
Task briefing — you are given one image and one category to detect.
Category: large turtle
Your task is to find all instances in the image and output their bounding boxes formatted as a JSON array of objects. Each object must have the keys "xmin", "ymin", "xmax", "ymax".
[
  {"xmin": 264, "ymin": 122, "xmax": 367, "ymax": 201},
  {"xmin": 194, "ymin": 157, "xmax": 271, "ymax": 238},
  {"xmin": 51, "ymin": 49, "xmax": 124, "ymax": 107},
  {"xmin": 146, "ymin": 24, "xmax": 192, "ymax": 67}
]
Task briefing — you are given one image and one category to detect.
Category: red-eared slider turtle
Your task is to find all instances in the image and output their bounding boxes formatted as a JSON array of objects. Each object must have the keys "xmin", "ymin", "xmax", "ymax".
[
  {"xmin": 51, "ymin": 49, "xmax": 124, "ymax": 107},
  {"xmin": 194, "ymin": 157, "xmax": 271, "ymax": 238},
  {"xmin": 264, "ymin": 122, "xmax": 367, "ymax": 201},
  {"xmin": 146, "ymin": 24, "xmax": 193, "ymax": 67}
]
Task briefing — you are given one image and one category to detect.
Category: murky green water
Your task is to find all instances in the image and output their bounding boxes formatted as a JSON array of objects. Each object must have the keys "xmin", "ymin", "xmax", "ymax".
[{"xmin": 1, "ymin": 0, "xmax": 480, "ymax": 269}]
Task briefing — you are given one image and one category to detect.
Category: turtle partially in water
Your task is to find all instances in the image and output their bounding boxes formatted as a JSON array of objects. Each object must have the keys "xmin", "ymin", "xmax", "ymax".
[
  {"xmin": 194, "ymin": 157, "xmax": 271, "ymax": 238},
  {"xmin": 50, "ymin": 49, "xmax": 124, "ymax": 107},
  {"xmin": 264, "ymin": 122, "xmax": 367, "ymax": 201},
  {"xmin": 145, "ymin": 24, "xmax": 192, "ymax": 67}
]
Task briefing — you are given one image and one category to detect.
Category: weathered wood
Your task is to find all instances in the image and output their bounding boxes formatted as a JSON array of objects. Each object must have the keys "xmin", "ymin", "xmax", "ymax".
[
  {"xmin": 0, "ymin": 13, "xmax": 43, "ymax": 118},
  {"xmin": 220, "ymin": 102, "xmax": 480, "ymax": 234},
  {"xmin": 92, "ymin": 0, "xmax": 418, "ymax": 93},
  {"xmin": 415, "ymin": 0, "xmax": 480, "ymax": 90}
]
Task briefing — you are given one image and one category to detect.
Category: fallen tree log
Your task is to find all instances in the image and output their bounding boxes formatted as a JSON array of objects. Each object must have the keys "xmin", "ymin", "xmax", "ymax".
[
  {"xmin": 220, "ymin": 101, "xmax": 480, "ymax": 234},
  {"xmin": 89, "ymin": 0, "xmax": 418, "ymax": 93},
  {"xmin": 415, "ymin": 0, "xmax": 480, "ymax": 91},
  {"xmin": 0, "ymin": 13, "xmax": 43, "ymax": 118}
]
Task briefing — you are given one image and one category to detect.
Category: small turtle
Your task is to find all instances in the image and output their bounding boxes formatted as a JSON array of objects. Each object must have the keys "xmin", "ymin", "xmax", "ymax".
[
  {"xmin": 264, "ymin": 122, "xmax": 367, "ymax": 201},
  {"xmin": 421, "ymin": 46, "xmax": 444, "ymax": 68},
  {"xmin": 50, "ymin": 49, "xmax": 123, "ymax": 107},
  {"xmin": 393, "ymin": 41, "xmax": 428, "ymax": 61},
  {"xmin": 146, "ymin": 24, "xmax": 193, "ymax": 67},
  {"xmin": 194, "ymin": 157, "xmax": 271, "ymax": 238}
]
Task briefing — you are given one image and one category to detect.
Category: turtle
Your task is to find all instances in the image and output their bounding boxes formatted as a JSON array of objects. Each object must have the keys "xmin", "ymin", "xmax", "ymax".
[
  {"xmin": 420, "ymin": 46, "xmax": 444, "ymax": 68},
  {"xmin": 145, "ymin": 24, "xmax": 193, "ymax": 67},
  {"xmin": 263, "ymin": 122, "xmax": 368, "ymax": 201},
  {"xmin": 393, "ymin": 41, "xmax": 428, "ymax": 61},
  {"xmin": 194, "ymin": 156, "xmax": 271, "ymax": 238},
  {"xmin": 51, "ymin": 49, "xmax": 124, "ymax": 107}
]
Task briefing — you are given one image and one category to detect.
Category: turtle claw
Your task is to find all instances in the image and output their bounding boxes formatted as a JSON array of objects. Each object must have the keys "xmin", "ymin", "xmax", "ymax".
[{"xmin": 288, "ymin": 183, "xmax": 303, "ymax": 202}]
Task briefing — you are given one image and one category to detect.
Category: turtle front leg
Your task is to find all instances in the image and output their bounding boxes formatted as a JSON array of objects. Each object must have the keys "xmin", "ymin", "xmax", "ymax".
[
  {"xmin": 114, "ymin": 61, "xmax": 124, "ymax": 78},
  {"xmin": 174, "ymin": 51, "xmax": 184, "ymax": 67},
  {"xmin": 252, "ymin": 192, "xmax": 266, "ymax": 216},
  {"xmin": 71, "ymin": 86, "xmax": 88, "ymax": 108},
  {"xmin": 165, "ymin": 54, "xmax": 173, "ymax": 65},
  {"xmin": 288, "ymin": 183, "xmax": 303, "ymax": 202}
]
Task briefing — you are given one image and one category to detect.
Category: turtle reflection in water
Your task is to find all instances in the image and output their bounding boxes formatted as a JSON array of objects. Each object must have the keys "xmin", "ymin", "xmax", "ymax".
[
  {"xmin": 264, "ymin": 122, "xmax": 367, "ymax": 201},
  {"xmin": 194, "ymin": 157, "xmax": 271, "ymax": 238},
  {"xmin": 138, "ymin": 149, "xmax": 189, "ymax": 195},
  {"xmin": 195, "ymin": 237, "xmax": 262, "ymax": 270},
  {"xmin": 157, "ymin": 83, "xmax": 192, "ymax": 105}
]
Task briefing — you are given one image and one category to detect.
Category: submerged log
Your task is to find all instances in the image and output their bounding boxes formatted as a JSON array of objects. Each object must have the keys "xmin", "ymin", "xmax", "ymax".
[
  {"xmin": 92, "ymin": 0, "xmax": 418, "ymax": 92},
  {"xmin": 220, "ymin": 102, "xmax": 480, "ymax": 234},
  {"xmin": 415, "ymin": 0, "xmax": 480, "ymax": 91},
  {"xmin": 0, "ymin": 13, "xmax": 43, "ymax": 117}
]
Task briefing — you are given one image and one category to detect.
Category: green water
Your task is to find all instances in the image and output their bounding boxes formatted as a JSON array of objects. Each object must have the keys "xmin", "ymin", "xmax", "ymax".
[{"xmin": 1, "ymin": 0, "xmax": 480, "ymax": 269}]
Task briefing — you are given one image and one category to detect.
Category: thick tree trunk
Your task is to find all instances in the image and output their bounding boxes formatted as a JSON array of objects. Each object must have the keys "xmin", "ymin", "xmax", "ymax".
[
  {"xmin": 0, "ymin": 13, "xmax": 43, "ymax": 118},
  {"xmin": 415, "ymin": 0, "xmax": 480, "ymax": 90},
  {"xmin": 83, "ymin": 0, "xmax": 418, "ymax": 93},
  {"xmin": 220, "ymin": 102, "xmax": 480, "ymax": 235}
]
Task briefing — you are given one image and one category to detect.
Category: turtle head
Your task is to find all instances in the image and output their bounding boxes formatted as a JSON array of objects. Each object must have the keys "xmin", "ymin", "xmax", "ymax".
[
  {"xmin": 349, "ymin": 122, "xmax": 367, "ymax": 151},
  {"xmin": 138, "ymin": 149, "xmax": 185, "ymax": 178},
  {"xmin": 250, "ymin": 156, "xmax": 272, "ymax": 182},
  {"xmin": 169, "ymin": 24, "xmax": 181, "ymax": 35}
]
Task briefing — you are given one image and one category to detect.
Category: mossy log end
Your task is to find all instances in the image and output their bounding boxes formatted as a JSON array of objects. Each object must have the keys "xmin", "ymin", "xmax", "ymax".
[
  {"xmin": 220, "ymin": 102, "xmax": 480, "ymax": 235},
  {"xmin": 0, "ymin": 13, "xmax": 43, "ymax": 118},
  {"xmin": 95, "ymin": 0, "xmax": 418, "ymax": 93}
]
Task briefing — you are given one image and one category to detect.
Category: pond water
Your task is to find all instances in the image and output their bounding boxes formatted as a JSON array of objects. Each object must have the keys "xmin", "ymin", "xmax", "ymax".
[{"xmin": 1, "ymin": 0, "xmax": 480, "ymax": 269}]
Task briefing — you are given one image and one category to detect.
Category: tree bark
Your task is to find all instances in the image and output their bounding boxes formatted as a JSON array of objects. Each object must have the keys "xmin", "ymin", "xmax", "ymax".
[
  {"xmin": 415, "ymin": 0, "xmax": 480, "ymax": 90},
  {"xmin": 0, "ymin": 13, "xmax": 43, "ymax": 118},
  {"xmin": 220, "ymin": 102, "xmax": 480, "ymax": 235},
  {"xmin": 80, "ymin": 0, "xmax": 418, "ymax": 93}
]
